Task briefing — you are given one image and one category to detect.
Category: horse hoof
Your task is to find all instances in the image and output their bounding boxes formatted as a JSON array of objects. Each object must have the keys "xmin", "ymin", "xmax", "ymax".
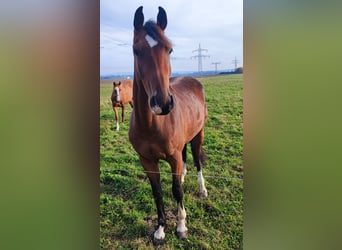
[
  {"xmin": 176, "ymin": 230, "xmax": 188, "ymax": 239},
  {"xmin": 153, "ymin": 237, "xmax": 164, "ymax": 246},
  {"xmin": 199, "ymin": 190, "xmax": 208, "ymax": 198},
  {"xmin": 153, "ymin": 225, "xmax": 165, "ymax": 245}
]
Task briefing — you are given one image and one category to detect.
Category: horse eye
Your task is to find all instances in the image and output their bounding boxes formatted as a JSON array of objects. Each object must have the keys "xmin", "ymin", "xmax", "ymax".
[{"xmin": 169, "ymin": 48, "xmax": 173, "ymax": 54}]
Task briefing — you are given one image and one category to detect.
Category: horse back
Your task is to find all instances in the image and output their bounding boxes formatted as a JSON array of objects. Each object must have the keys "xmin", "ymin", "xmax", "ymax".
[
  {"xmin": 171, "ymin": 77, "xmax": 204, "ymax": 98},
  {"xmin": 170, "ymin": 76, "xmax": 206, "ymax": 114}
]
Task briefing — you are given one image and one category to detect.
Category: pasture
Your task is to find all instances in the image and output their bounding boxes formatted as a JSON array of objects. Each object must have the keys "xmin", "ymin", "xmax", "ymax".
[{"xmin": 100, "ymin": 74, "xmax": 243, "ymax": 249}]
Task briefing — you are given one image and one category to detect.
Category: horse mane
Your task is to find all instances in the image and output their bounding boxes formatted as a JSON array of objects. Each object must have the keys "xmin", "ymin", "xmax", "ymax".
[{"xmin": 144, "ymin": 20, "xmax": 172, "ymax": 48}]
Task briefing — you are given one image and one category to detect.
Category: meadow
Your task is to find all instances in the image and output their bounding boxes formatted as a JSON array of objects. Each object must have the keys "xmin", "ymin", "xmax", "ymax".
[{"xmin": 100, "ymin": 74, "xmax": 243, "ymax": 249}]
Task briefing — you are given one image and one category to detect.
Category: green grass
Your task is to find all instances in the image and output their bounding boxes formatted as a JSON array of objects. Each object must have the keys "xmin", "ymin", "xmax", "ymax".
[{"xmin": 100, "ymin": 74, "xmax": 243, "ymax": 249}]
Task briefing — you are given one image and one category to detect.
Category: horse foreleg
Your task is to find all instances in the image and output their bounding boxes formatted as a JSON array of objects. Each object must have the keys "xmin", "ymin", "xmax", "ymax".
[
  {"xmin": 169, "ymin": 152, "xmax": 188, "ymax": 239},
  {"xmin": 139, "ymin": 156, "xmax": 166, "ymax": 243},
  {"xmin": 191, "ymin": 129, "xmax": 208, "ymax": 197},
  {"xmin": 113, "ymin": 107, "xmax": 120, "ymax": 131},
  {"xmin": 121, "ymin": 105, "xmax": 125, "ymax": 122}
]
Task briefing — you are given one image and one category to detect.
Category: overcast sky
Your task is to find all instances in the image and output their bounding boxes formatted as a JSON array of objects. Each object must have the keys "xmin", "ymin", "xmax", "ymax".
[{"xmin": 100, "ymin": 0, "xmax": 243, "ymax": 75}]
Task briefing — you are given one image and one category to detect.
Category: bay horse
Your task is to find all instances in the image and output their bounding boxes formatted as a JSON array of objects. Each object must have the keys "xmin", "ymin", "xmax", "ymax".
[
  {"xmin": 111, "ymin": 79, "xmax": 133, "ymax": 131},
  {"xmin": 129, "ymin": 6, "xmax": 208, "ymax": 242}
]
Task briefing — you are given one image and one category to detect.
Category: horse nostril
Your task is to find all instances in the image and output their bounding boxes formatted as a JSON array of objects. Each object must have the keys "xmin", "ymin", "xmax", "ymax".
[
  {"xmin": 150, "ymin": 93, "xmax": 157, "ymax": 107},
  {"xmin": 149, "ymin": 92, "xmax": 174, "ymax": 115},
  {"xmin": 160, "ymin": 94, "xmax": 174, "ymax": 115},
  {"xmin": 169, "ymin": 94, "xmax": 174, "ymax": 110},
  {"xmin": 149, "ymin": 93, "xmax": 163, "ymax": 115}
]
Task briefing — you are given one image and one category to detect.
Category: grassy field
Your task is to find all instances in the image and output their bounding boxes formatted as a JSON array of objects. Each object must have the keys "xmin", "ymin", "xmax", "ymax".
[{"xmin": 100, "ymin": 74, "xmax": 243, "ymax": 249}]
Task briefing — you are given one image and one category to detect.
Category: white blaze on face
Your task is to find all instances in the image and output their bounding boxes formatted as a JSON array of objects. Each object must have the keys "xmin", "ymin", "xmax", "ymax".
[
  {"xmin": 115, "ymin": 86, "xmax": 121, "ymax": 102},
  {"xmin": 154, "ymin": 225, "xmax": 165, "ymax": 240},
  {"xmin": 145, "ymin": 34, "xmax": 158, "ymax": 48}
]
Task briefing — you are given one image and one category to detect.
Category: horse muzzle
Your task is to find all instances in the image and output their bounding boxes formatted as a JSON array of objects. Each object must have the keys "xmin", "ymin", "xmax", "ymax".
[{"xmin": 149, "ymin": 92, "xmax": 174, "ymax": 115}]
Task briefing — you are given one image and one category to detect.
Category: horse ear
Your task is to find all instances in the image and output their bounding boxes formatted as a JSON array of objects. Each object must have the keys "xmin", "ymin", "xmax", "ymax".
[
  {"xmin": 113, "ymin": 81, "xmax": 116, "ymax": 85},
  {"xmin": 118, "ymin": 81, "xmax": 121, "ymax": 85},
  {"xmin": 134, "ymin": 6, "xmax": 144, "ymax": 30},
  {"xmin": 157, "ymin": 6, "xmax": 167, "ymax": 30}
]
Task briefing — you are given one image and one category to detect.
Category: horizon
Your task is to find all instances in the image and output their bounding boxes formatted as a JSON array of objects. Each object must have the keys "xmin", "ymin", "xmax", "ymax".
[{"xmin": 100, "ymin": 67, "xmax": 241, "ymax": 80}]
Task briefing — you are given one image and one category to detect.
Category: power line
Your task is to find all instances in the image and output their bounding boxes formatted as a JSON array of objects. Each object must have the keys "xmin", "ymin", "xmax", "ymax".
[
  {"xmin": 102, "ymin": 167, "xmax": 243, "ymax": 183},
  {"xmin": 170, "ymin": 56, "xmax": 188, "ymax": 60},
  {"xmin": 101, "ymin": 34, "xmax": 131, "ymax": 47},
  {"xmin": 191, "ymin": 44, "xmax": 210, "ymax": 72}
]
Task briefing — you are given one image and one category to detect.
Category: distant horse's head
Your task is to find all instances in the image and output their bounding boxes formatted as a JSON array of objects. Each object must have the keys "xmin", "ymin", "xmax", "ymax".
[
  {"xmin": 133, "ymin": 6, "xmax": 174, "ymax": 115},
  {"xmin": 113, "ymin": 81, "xmax": 122, "ymax": 102}
]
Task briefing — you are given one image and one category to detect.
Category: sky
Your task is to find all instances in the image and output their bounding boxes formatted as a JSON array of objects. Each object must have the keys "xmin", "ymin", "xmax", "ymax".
[{"xmin": 100, "ymin": 0, "xmax": 243, "ymax": 76}]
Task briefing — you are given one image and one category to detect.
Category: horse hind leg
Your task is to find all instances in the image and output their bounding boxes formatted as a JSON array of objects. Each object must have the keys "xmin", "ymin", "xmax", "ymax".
[{"xmin": 190, "ymin": 129, "xmax": 208, "ymax": 197}]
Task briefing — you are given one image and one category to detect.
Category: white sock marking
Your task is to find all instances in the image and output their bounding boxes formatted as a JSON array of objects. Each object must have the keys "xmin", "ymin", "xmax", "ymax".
[
  {"xmin": 181, "ymin": 162, "xmax": 187, "ymax": 184},
  {"xmin": 176, "ymin": 205, "xmax": 188, "ymax": 233},
  {"xmin": 198, "ymin": 170, "xmax": 208, "ymax": 197},
  {"xmin": 145, "ymin": 34, "xmax": 158, "ymax": 48},
  {"xmin": 154, "ymin": 225, "xmax": 165, "ymax": 240},
  {"xmin": 116, "ymin": 121, "xmax": 119, "ymax": 131}
]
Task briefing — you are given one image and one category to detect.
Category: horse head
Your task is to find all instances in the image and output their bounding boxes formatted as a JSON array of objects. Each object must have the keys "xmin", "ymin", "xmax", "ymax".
[
  {"xmin": 133, "ymin": 6, "xmax": 174, "ymax": 115},
  {"xmin": 113, "ymin": 81, "xmax": 122, "ymax": 102}
]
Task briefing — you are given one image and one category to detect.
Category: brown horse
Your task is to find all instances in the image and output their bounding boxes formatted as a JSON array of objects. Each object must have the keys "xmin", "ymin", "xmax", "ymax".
[
  {"xmin": 111, "ymin": 79, "xmax": 133, "ymax": 131},
  {"xmin": 129, "ymin": 6, "xmax": 208, "ymax": 242}
]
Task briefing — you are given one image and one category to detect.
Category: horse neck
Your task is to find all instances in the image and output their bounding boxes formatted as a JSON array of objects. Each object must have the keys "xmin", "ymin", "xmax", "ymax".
[{"xmin": 133, "ymin": 78, "xmax": 154, "ymax": 128}]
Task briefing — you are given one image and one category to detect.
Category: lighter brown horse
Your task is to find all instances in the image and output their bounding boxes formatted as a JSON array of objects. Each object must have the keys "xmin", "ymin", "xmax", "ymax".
[
  {"xmin": 111, "ymin": 79, "xmax": 133, "ymax": 131},
  {"xmin": 129, "ymin": 6, "xmax": 208, "ymax": 243}
]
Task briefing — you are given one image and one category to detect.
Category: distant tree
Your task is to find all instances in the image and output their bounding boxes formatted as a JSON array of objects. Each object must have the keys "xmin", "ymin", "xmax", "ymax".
[{"xmin": 235, "ymin": 67, "xmax": 243, "ymax": 73}]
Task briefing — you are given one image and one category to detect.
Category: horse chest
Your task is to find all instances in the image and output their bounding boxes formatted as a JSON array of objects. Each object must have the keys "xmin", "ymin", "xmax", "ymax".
[{"xmin": 130, "ymin": 131, "xmax": 178, "ymax": 160}]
